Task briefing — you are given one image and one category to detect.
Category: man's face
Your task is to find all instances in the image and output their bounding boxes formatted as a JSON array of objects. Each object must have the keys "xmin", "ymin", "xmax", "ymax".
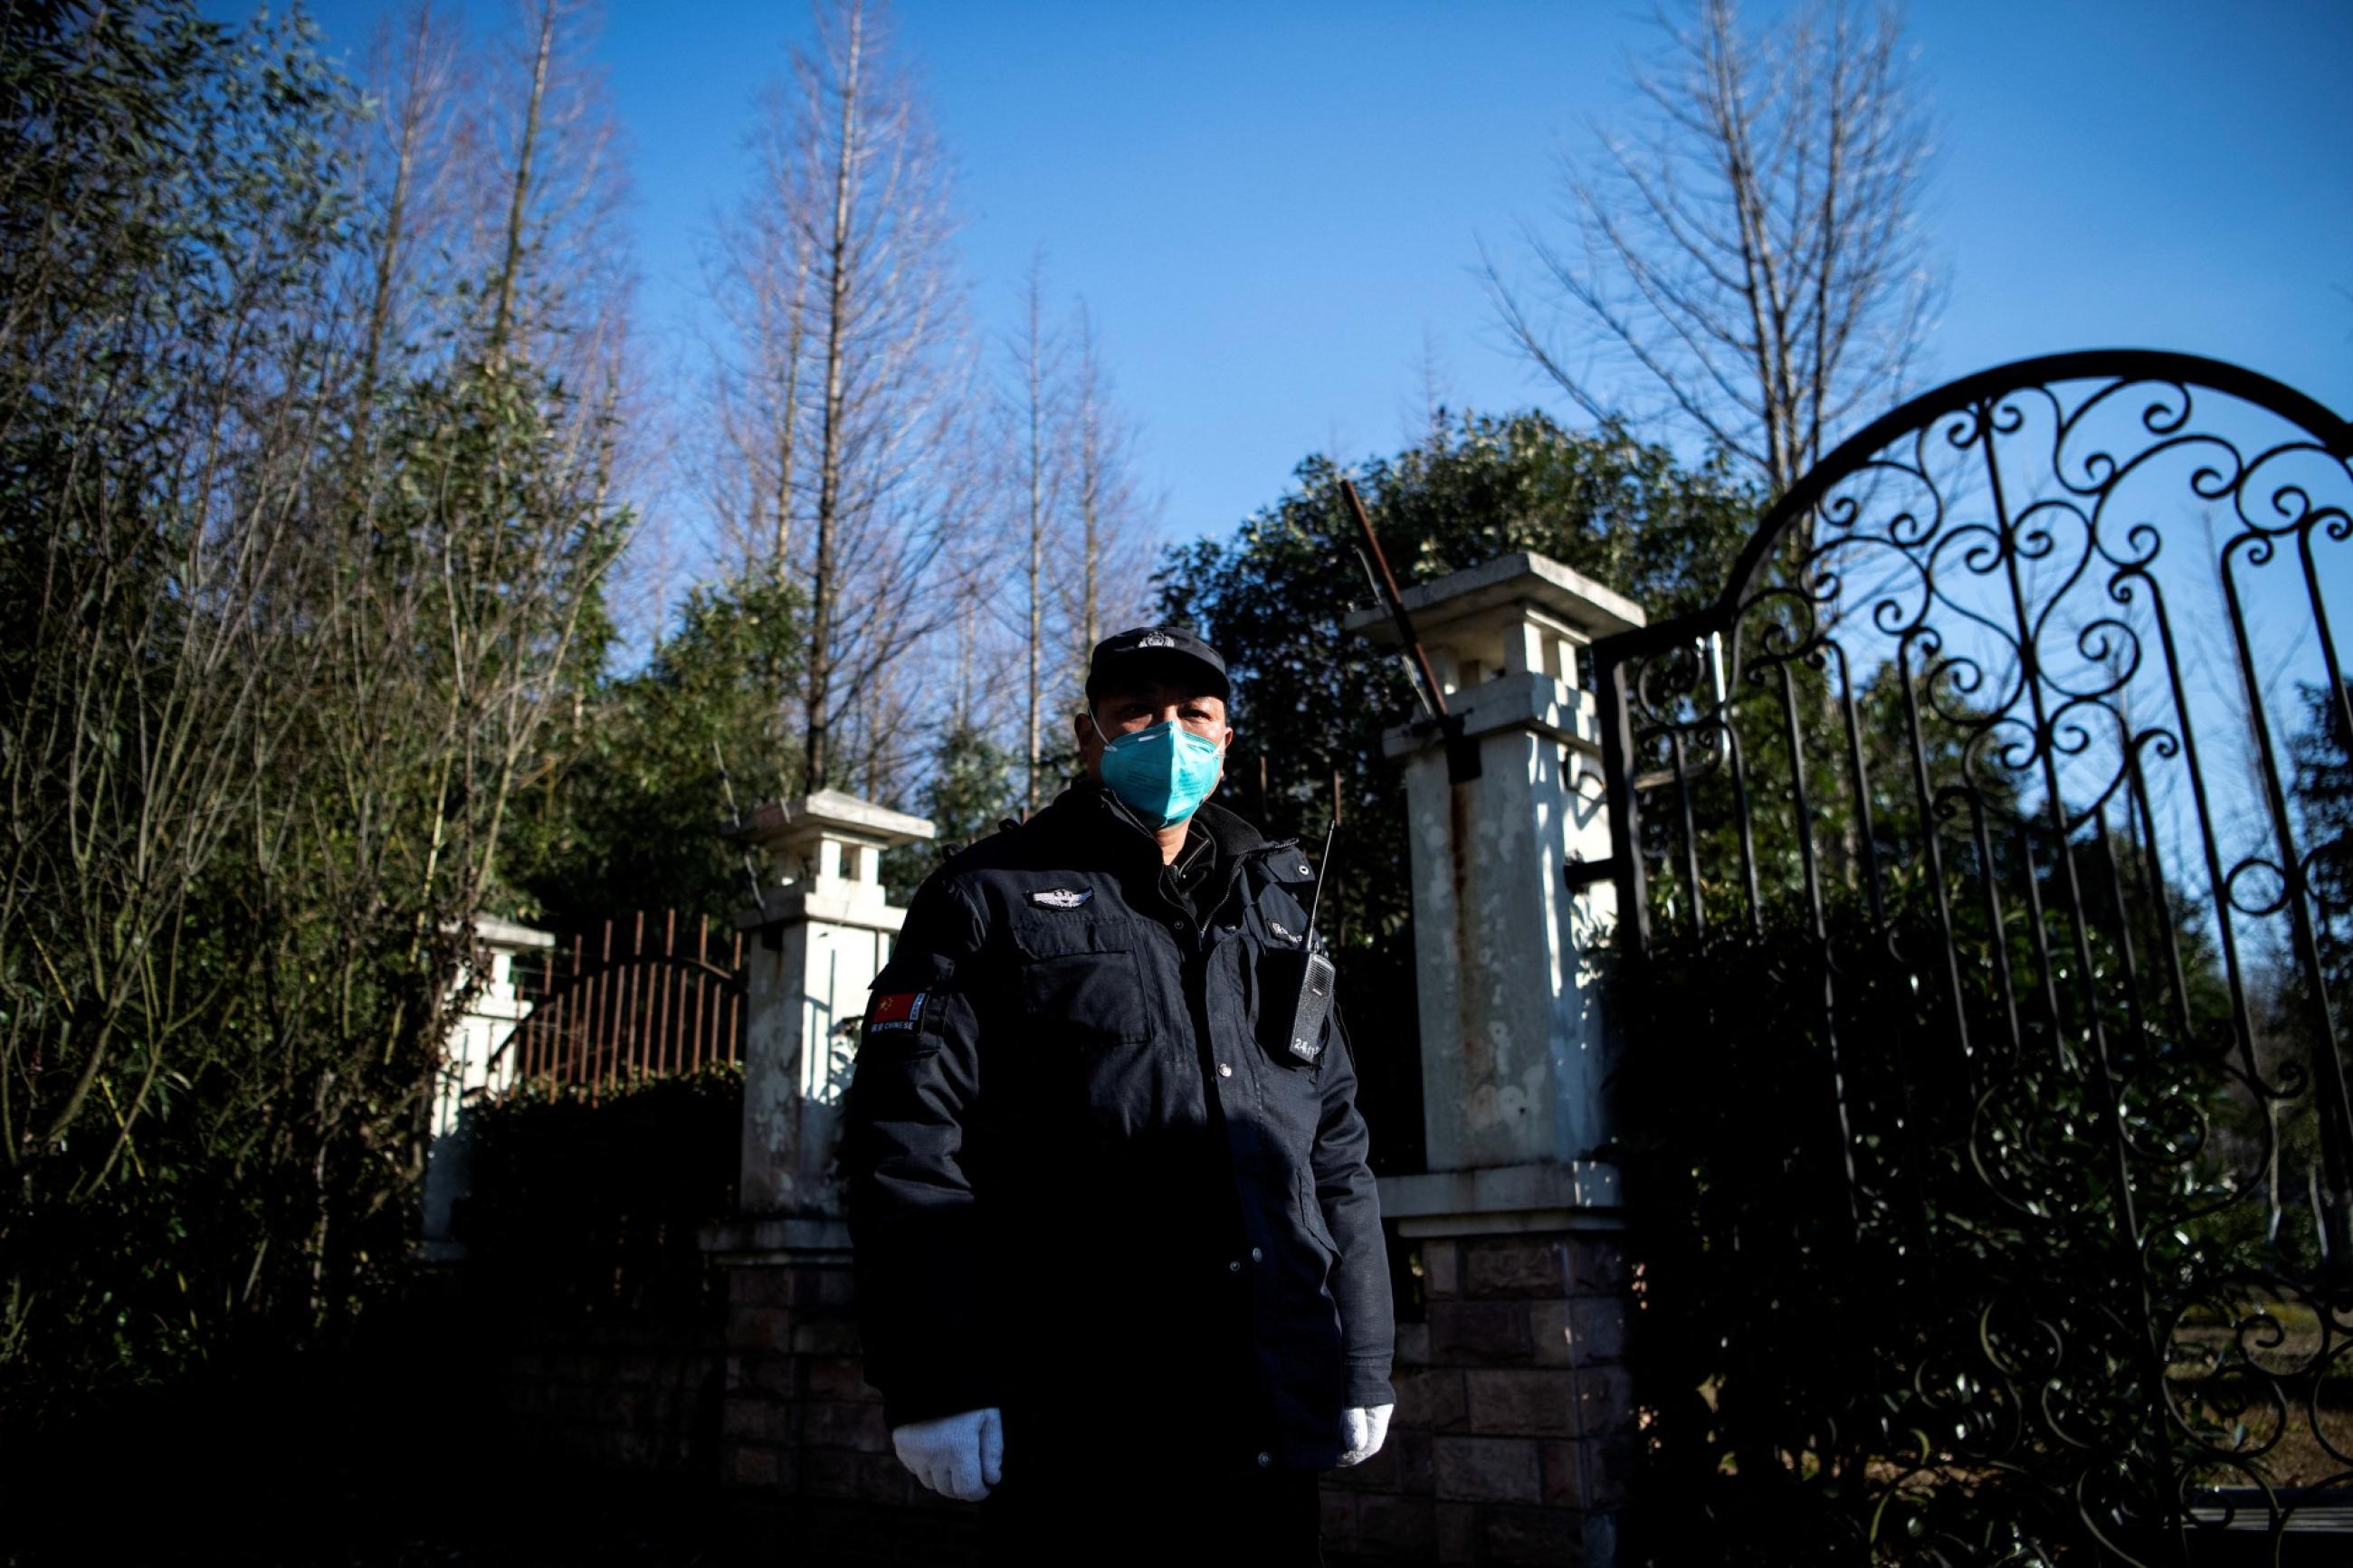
[{"xmin": 1073, "ymin": 675, "xmax": 1233, "ymax": 784}]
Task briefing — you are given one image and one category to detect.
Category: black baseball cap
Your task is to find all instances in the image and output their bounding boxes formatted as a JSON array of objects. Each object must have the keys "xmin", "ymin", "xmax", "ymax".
[{"xmin": 1085, "ymin": 625, "xmax": 1230, "ymax": 703}]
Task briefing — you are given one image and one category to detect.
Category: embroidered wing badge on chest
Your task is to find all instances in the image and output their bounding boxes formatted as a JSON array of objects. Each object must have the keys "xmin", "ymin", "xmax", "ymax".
[{"xmin": 1029, "ymin": 888, "xmax": 1093, "ymax": 909}]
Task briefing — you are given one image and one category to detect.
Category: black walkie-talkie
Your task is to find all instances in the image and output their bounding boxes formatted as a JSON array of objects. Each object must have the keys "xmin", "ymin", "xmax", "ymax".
[{"xmin": 1276, "ymin": 822, "xmax": 1339, "ymax": 1066}]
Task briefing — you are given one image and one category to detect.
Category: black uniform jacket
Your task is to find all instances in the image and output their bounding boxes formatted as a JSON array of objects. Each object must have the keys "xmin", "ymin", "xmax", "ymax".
[{"xmin": 841, "ymin": 782, "xmax": 1396, "ymax": 1474}]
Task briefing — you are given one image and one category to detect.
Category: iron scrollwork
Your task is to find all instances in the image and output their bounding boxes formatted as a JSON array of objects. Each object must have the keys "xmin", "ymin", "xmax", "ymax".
[{"xmin": 1596, "ymin": 351, "xmax": 2353, "ymax": 1562}]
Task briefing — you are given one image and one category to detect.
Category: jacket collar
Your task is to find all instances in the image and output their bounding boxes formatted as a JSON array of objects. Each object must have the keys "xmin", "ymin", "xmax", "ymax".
[{"xmin": 1055, "ymin": 779, "xmax": 1283, "ymax": 870}]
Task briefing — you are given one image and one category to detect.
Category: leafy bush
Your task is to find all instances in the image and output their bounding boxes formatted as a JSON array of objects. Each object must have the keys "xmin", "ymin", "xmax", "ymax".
[
  {"xmin": 1, "ymin": 2, "xmax": 624, "ymax": 1423},
  {"xmin": 461, "ymin": 1068, "xmax": 744, "ymax": 1325},
  {"xmin": 1613, "ymin": 854, "xmax": 2272, "ymax": 1564}
]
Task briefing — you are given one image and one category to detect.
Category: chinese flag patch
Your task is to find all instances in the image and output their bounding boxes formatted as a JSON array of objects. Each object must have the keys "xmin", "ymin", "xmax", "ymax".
[{"xmin": 866, "ymin": 991, "xmax": 927, "ymax": 1034}]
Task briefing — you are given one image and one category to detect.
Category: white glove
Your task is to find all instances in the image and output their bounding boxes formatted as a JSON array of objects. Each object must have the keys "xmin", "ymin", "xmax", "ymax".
[
  {"xmin": 1338, "ymin": 1402, "xmax": 1394, "ymax": 1467},
  {"xmin": 891, "ymin": 1406, "xmax": 1003, "ymax": 1501}
]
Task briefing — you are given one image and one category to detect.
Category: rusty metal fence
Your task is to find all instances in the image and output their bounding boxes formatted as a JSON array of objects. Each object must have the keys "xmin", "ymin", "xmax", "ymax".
[{"xmin": 497, "ymin": 911, "xmax": 746, "ymax": 1100}]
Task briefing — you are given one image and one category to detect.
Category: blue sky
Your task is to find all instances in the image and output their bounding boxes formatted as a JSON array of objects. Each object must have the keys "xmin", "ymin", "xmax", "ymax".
[{"xmin": 293, "ymin": 0, "xmax": 2353, "ymax": 563}]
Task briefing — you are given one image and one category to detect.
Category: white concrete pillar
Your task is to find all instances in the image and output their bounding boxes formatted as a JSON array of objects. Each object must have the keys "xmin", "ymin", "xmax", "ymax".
[
  {"xmin": 1343, "ymin": 553, "xmax": 1645, "ymax": 1173},
  {"xmin": 728, "ymin": 790, "xmax": 935, "ymax": 1218},
  {"xmin": 1345, "ymin": 553, "xmax": 1649, "ymax": 1566},
  {"xmin": 422, "ymin": 915, "xmax": 555, "ymax": 1260}
]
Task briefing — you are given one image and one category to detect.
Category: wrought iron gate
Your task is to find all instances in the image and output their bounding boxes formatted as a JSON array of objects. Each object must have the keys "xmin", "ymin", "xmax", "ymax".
[{"xmin": 1587, "ymin": 352, "xmax": 2352, "ymax": 1562}]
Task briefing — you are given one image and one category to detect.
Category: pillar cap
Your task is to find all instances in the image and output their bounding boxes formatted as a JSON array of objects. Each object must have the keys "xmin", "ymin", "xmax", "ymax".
[
  {"xmin": 1341, "ymin": 550, "xmax": 1644, "ymax": 645},
  {"xmin": 446, "ymin": 913, "xmax": 555, "ymax": 951},
  {"xmin": 728, "ymin": 788, "xmax": 936, "ymax": 851}
]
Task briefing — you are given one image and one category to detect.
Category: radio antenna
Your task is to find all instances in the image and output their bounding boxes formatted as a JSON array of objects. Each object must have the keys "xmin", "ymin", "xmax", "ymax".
[{"xmin": 1304, "ymin": 818, "xmax": 1338, "ymax": 938}]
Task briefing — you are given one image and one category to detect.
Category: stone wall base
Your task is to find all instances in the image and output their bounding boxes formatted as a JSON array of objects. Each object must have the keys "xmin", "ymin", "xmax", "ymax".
[
  {"xmin": 1322, "ymin": 1221, "xmax": 1636, "ymax": 1567},
  {"xmin": 703, "ymin": 1218, "xmax": 978, "ymax": 1562},
  {"xmin": 691, "ymin": 1214, "xmax": 1636, "ymax": 1565},
  {"xmin": 498, "ymin": 1317, "xmax": 723, "ymax": 1476}
]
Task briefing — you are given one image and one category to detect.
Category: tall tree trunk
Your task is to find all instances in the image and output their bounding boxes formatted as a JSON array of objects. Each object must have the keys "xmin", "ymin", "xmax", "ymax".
[
  {"xmin": 805, "ymin": 4, "xmax": 863, "ymax": 794},
  {"xmin": 772, "ymin": 241, "xmax": 811, "ymax": 577},
  {"xmin": 1074, "ymin": 306, "xmax": 1099, "ymax": 664},
  {"xmin": 1024, "ymin": 272, "xmax": 1046, "ymax": 813},
  {"xmin": 358, "ymin": 5, "xmax": 440, "ymax": 415},
  {"xmin": 489, "ymin": 0, "xmax": 554, "ymax": 361}
]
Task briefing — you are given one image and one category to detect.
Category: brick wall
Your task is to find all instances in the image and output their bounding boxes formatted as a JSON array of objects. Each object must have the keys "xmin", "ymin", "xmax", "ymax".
[
  {"xmin": 484, "ymin": 1227, "xmax": 1636, "ymax": 1564},
  {"xmin": 716, "ymin": 1248, "xmax": 981, "ymax": 1565},
  {"xmin": 498, "ymin": 1317, "xmax": 725, "ymax": 1475},
  {"xmin": 1323, "ymin": 1230, "xmax": 1638, "ymax": 1566}
]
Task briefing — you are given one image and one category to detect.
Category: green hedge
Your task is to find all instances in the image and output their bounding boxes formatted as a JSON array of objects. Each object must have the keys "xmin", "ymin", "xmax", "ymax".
[
  {"xmin": 1613, "ymin": 861, "xmax": 2257, "ymax": 1564},
  {"xmin": 461, "ymin": 1068, "xmax": 744, "ymax": 1326}
]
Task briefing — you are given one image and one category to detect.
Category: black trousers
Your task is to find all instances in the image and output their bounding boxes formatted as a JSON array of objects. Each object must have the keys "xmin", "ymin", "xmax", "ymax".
[{"xmin": 977, "ymin": 1461, "xmax": 1325, "ymax": 1567}]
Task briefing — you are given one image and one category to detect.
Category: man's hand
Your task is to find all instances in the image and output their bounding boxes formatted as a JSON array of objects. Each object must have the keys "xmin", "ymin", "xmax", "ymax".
[
  {"xmin": 1338, "ymin": 1402, "xmax": 1393, "ymax": 1467},
  {"xmin": 891, "ymin": 1406, "xmax": 1004, "ymax": 1501}
]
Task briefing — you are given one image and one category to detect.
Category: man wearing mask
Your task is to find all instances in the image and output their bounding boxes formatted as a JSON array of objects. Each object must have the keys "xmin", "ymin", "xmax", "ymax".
[{"xmin": 841, "ymin": 625, "xmax": 1396, "ymax": 1563}]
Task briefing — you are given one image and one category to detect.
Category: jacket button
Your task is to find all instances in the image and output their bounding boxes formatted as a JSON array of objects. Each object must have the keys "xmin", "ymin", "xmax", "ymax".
[
  {"xmin": 1250, "ymin": 1247, "xmax": 1262, "ymax": 1261},
  {"xmin": 1228, "ymin": 1259, "xmax": 1243, "ymax": 1273},
  {"xmin": 1217, "ymin": 1062, "xmax": 1233, "ymax": 1079},
  {"xmin": 1256, "ymin": 1451, "xmax": 1272, "ymax": 1468}
]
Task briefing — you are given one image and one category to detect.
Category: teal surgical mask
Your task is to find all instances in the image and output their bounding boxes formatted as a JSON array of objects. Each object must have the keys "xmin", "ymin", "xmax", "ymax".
[{"xmin": 1090, "ymin": 716, "xmax": 1225, "ymax": 829}]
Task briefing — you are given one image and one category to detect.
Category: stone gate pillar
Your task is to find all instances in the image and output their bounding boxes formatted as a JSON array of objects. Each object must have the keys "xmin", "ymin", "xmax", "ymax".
[
  {"xmin": 701, "ymin": 789, "xmax": 946, "ymax": 1522},
  {"xmin": 726, "ymin": 789, "xmax": 934, "ymax": 1217},
  {"xmin": 1339, "ymin": 551, "xmax": 1645, "ymax": 1568},
  {"xmin": 421, "ymin": 915, "xmax": 554, "ymax": 1264}
]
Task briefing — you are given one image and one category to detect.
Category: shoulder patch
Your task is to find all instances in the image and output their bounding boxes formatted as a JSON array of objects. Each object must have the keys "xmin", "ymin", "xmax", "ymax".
[
  {"xmin": 1028, "ymin": 887, "xmax": 1092, "ymax": 909},
  {"xmin": 866, "ymin": 991, "xmax": 928, "ymax": 1034}
]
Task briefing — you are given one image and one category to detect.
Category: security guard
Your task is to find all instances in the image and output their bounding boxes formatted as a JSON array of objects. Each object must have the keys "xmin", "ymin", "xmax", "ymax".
[{"xmin": 841, "ymin": 625, "xmax": 1396, "ymax": 1563}]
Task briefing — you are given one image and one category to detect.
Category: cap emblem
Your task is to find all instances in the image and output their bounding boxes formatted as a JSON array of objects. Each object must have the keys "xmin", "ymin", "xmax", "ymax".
[{"xmin": 1137, "ymin": 632, "xmax": 1175, "ymax": 648}]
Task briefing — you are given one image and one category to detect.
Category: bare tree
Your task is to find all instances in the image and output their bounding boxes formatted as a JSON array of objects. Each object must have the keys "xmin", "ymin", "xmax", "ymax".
[
  {"xmin": 1483, "ymin": 0, "xmax": 1942, "ymax": 499},
  {"xmin": 704, "ymin": 70, "xmax": 820, "ymax": 580},
  {"xmin": 351, "ymin": 3, "xmax": 462, "ymax": 413},
  {"xmin": 0, "ymin": 0, "xmax": 629, "ymax": 1390},
  {"xmin": 1011, "ymin": 256, "xmax": 1069, "ymax": 811},
  {"xmin": 1059, "ymin": 300, "xmax": 1155, "ymax": 692},
  {"xmin": 709, "ymin": 0, "xmax": 972, "ymax": 794},
  {"xmin": 978, "ymin": 280, "xmax": 1158, "ymax": 810},
  {"xmin": 464, "ymin": 0, "xmax": 634, "ymax": 385}
]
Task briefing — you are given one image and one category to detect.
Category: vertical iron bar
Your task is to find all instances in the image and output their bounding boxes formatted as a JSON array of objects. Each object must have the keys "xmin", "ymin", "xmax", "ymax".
[
  {"xmin": 663, "ymin": 907, "xmax": 682, "ymax": 1081},
  {"xmin": 626, "ymin": 910, "xmax": 647, "ymax": 1086},
  {"xmin": 591, "ymin": 918, "xmax": 614, "ymax": 1106},
  {"xmin": 1777, "ymin": 659, "xmax": 1858, "ymax": 1222},
  {"xmin": 1961, "ymin": 794, "xmax": 2022, "ymax": 1065},
  {"xmin": 729, "ymin": 932, "xmax": 744, "ymax": 1063},
  {"xmin": 2296, "ymin": 525, "xmax": 2353, "ymax": 769},
  {"xmin": 659, "ymin": 909, "xmax": 679, "ymax": 1077},
  {"xmin": 1727, "ymin": 722, "xmax": 1762, "ymax": 933},
  {"xmin": 1830, "ymin": 641, "xmax": 1887, "ymax": 927},
  {"xmin": 692, "ymin": 917, "xmax": 710, "ymax": 1073},
  {"xmin": 2093, "ymin": 806, "xmax": 2153, "ymax": 1080},
  {"xmin": 2220, "ymin": 534, "xmax": 2353, "ymax": 1271},
  {"xmin": 562, "ymin": 932, "xmax": 582, "ymax": 1093},
  {"xmin": 1669, "ymin": 729, "xmax": 1706, "ymax": 936},
  {"xmin": 655, "ymin": 915, "xmax": 673, "ymax": 1078},
  {"xmin": 1596, "ymin": 643, "xmax": 1651, "ymax": 953},
  {"xmin": 2014, "ymin": 820, "xmax": 2065, "ymax": 1064},
  {"xmin": 2127, "ymin": 569, "xmax": 2260, "ymax": 1079},
  {"xmin": 1896, "ymin": 633, "xmax": 1972, "ymax": 1063},
  {"xmin": 2123, "ymin": 752, "xmax": 2196, "ymax": 1046},
  {"xmin": 1777, "ymin": 663, "xmax": 1827, "ymax": 935}
]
